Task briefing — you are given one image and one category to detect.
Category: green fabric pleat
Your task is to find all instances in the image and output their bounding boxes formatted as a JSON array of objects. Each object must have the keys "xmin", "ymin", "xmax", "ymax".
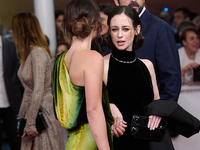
[{"xmin": 52, "ymin": 51, "xmax": 85, "ymax": 129}]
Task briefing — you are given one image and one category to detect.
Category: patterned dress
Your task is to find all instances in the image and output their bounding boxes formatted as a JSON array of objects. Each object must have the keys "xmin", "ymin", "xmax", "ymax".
[
  {"xmin": 18, "ymin": 46, "xmax": 64, "ymax": 150},
  {"xmin": 52, "ymin": 51, "xmax": 114, "ymax": 150}
]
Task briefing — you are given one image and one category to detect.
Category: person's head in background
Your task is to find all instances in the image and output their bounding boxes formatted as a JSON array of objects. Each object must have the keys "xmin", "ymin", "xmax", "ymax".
[
  {"xmin": 98, "ymin": 3, "xmax": 114, "ymax": 37},
  {"xmin": 107, "ymin": 6, "xmax": 144, "ymax": 51},
  {"xmin": 114, "ymin": 0, "xmax": 145, "ymax": 14},
  {"xmin": 11, "ymin": 12, "xmax": 52, "ymax": 66},
  {"xmin": 177, "ymin": 20, "xmax": 196, "ymax": 42},
  {"xmin": 181, "ymin": 27, "xmax": 199, "ymax": 54},
  {"xmin": 55, "ymin": 9, "xmax": 65, "ymax": 42},
  {"xmin": 55, "ymin": 9, "xmax": 64, "ymax": 33},
  {"xmin": 55, "ymin": 42, "xmax": 69, "ymax": 57},
  {"xmin": 63, "ymin": 0, "xmax": 101, "ymax": 46},
  {"xmin": 190, "ymin": 12, "xmax": 200, "ymax": 32},
  {"xmin": 173, "ymin": 7, "xmax": 191, "ymax": 29},
  {"xmin": 159, "ymin": 10, "xmax": 171, "ymax": 24}
]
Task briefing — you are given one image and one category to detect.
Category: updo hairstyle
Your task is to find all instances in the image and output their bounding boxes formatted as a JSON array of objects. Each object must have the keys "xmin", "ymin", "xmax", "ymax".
[
  {"xmin": 107, "ymin": 6, "xmax": 145, "ymax": 50},
  {"xmin": 63, "ymin": 0, "xmax": 101, "ymax": 42}
]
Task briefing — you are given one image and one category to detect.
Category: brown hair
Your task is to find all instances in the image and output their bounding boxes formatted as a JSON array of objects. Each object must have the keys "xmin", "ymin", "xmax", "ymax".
[
  {"xmin": 107, "ymin": 6, "xmax": 145, "ymax": 50},
  {"xmin": 63, "ymin": 0, "xmax": 101, "ymax": 44},
  {"xmin": 181, "ymin": 27, "xmax": 199, "ymax": 44},
  {"xmin": 12, "ymin": 12, "xmax": 52, "ymax": 66}
]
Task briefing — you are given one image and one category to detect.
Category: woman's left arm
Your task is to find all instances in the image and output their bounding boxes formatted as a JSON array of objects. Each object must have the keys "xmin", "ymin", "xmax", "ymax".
[
  {"xmin": 143, "ymin": 59, "xmax": 160, "ymax": 100},
  {"xmin": 24, "ymin": 48, "xmax": 49, "ymax": 137},
  {"xmin": 142, "ymin": 59, "xmax": 162, "ymax": 130}
]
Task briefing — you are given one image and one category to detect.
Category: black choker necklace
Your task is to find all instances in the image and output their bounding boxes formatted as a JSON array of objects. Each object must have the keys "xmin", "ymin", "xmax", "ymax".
[{"xmin": 111, "ymin": 54, "xmax": 136, "ymax": 64}]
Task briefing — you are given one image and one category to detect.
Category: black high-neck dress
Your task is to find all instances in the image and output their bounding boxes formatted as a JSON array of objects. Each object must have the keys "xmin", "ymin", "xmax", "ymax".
[{"xmin": 107, "ymin": 48, "xmax": 154, "ymax": 150}]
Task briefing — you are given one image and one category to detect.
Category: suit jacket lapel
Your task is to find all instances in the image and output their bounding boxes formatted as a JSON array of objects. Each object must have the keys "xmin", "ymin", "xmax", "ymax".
[{"xmin": 140, "ymin": 9, "xmax": 151, "ymax": 35}]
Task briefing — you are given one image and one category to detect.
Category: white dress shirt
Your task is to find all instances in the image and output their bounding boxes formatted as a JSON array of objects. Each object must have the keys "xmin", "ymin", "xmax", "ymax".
[
  {"xmin": 139, "ymin": 6, "xmax": 146, "ymax": 18},
  {"xmin": 0, "ymin": 35, "xmax": 10, "ymax": 108}
]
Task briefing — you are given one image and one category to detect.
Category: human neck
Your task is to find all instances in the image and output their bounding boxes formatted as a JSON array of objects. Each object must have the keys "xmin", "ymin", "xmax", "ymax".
[
  {"xmin": 112, "ymin": 46, "xmax": 136, "ymax": 62},
  {"xmin": 185, "ymin": 48, "xmax": 196, "ymax": 60},
  {"xmin": 70, "ymin": 35, "xmax": 92, "ymax": 51}
]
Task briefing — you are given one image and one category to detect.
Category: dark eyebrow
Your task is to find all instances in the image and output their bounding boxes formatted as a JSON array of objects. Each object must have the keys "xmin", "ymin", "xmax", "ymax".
[
  {"xmin": 110, "ymin": 26, "xmax": 118, "ymax": 28},
  {"xmin": 110, "ymin": 25, "xmax": 130, "ymax": 28},
  {"xmin": 122, "ymin": 26, "xmax": 130, "ymax": 28}
]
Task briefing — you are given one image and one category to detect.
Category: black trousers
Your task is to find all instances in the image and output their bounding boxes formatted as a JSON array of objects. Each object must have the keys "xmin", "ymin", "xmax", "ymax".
[{"xmin": 0, "ymin": 107, "xmax": 20, "ymax": 150}]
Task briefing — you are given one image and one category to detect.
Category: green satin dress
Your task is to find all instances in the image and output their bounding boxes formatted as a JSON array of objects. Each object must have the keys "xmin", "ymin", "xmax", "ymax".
[{"xmin": 52, "ymin": 51, "xmax": 114, "ymax": 150}]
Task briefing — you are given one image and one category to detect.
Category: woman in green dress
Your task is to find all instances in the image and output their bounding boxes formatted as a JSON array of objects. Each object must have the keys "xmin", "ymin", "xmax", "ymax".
[{"xmin": 52, "ymin": 0, "xmax": 114, "ymax": 149}]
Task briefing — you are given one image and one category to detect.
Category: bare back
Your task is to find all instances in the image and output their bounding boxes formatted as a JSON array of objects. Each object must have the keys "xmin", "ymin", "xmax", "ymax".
[{"xmin": 64, "ymin": 48, "xmax": 104, "ymax": 87}]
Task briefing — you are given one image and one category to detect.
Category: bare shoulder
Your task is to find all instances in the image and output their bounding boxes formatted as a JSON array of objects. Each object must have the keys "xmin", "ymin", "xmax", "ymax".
[
  {"xmin": 76, "ymin": 50, "xmax": 104, "ymax": 72},
  {"xmin": 88, "ymin": 50, "xmax": 103, "ymax": 58},
  {"xmin": 140, "ymin": 58, "xmax": 154, "ymax": 70},
  {"xmin": 104, "ymin": 53, "xmax": 111, "ymax": 62},
  {"xmin": 103, "ymin": 53, "xmax": 111, "ymax": 70},
  {"xmin": 83, "ymin": 50, "xmax": 104, "ymax": 64},
  {"xmin": 83, "ymin": 50, "xmax": 104, "ymax": 83}
]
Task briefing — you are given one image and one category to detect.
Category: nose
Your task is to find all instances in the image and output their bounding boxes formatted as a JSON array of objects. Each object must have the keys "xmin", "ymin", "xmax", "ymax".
[{"xmin": 117, "ymin": 29, "xmax": 123, "ymax": 38}]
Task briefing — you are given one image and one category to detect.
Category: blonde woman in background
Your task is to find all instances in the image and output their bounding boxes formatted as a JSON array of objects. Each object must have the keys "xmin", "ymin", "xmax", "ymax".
[{"xmin": 12, "ymin": 12, "xmax": 64, "ymax": 150}]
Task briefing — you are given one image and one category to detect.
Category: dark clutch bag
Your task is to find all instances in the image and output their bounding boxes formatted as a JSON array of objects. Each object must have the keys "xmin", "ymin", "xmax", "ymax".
[
  {"xmin": 17, "ymin": 108, "xmax": 49, "ymax": 137},
  {"xmin": 193, "ymin": 65, "xmax": 200, "ymax": 81},
  {"xmin": 131, "ymin": 115, "xmax": 167, "ymax": 141}
]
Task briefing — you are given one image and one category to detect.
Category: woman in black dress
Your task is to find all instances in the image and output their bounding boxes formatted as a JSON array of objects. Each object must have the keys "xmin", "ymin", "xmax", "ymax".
[{"xmin": 103, "ymin": 6, "xmax": 173, "ymax": 150}]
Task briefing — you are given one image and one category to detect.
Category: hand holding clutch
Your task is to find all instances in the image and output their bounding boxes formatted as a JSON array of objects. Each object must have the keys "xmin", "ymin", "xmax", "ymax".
[
  {"xmin": 131, "ymin": 115, "xmax": 167, "ymax": 141},
  {"xmin": 17, "ymin": 108, "xmax": 48, "ymax": 137}
]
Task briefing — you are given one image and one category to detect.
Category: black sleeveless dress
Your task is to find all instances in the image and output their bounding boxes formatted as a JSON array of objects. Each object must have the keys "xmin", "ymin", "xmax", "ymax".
[{"xmin": 107, "ymin": 48, "xmax": 154, "ymax": 150}]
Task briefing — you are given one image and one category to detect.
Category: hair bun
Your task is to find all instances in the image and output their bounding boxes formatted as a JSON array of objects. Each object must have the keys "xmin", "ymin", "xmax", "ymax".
[
  {"xmin": 134, "ymin": 33, "xmax": 145, "ymax": 50},
  {"xmin": 72, "ymin": 17, "xmax": 89, "ymax": 38}
]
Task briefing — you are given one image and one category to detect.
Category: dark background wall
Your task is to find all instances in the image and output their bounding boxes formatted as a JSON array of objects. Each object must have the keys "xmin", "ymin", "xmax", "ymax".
[
  {"xmin": 0, "ymin": 0, "xmax": 200, "ymax": 28},
  {"xmin": 95, "ymin": 0, "xmax": 200, "ymax": 17}
]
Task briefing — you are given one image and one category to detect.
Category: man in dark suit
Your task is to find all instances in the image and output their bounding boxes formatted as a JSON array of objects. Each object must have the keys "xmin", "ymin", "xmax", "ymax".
[
  {"xmin": 114, "ymin": 0, "xmax": 181, "ymax": 102},
  {"xmin": 0, "ymin": 35, "xmax": 24, "ymax": 150}
]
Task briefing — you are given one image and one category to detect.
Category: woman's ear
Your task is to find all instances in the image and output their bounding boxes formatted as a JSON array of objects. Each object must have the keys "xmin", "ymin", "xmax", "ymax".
[
  {"xmin": 182, "ymin": 40, "xmax": 186, "ymax": 46},
  {"xmin": 114, "ymin": 0, "xmax": 120, "ymax": 6},
  {"xmin": 179, "ymin": 32, "xmax": 182, "ymax": 37},
  {"xmin": 94, "ymin": 25, "xmax": 97, "ymax": 30},
  {"xmin": 135, "ymin": 25, "xmax": 141, "ymax": 35}
]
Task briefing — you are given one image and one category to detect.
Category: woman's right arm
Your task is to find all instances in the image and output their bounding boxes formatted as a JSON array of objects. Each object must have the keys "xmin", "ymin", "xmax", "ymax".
[
  {"xmin": 84, "ymin": 51, "xmax": 110, "ymax": 150},
  {"xmin": 181, "ymin": 62, "xmax": 199, "ymax": 77},
  {"xmin": 109, "ymin": 104, "xmax": 127, "ymax": 137}
]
